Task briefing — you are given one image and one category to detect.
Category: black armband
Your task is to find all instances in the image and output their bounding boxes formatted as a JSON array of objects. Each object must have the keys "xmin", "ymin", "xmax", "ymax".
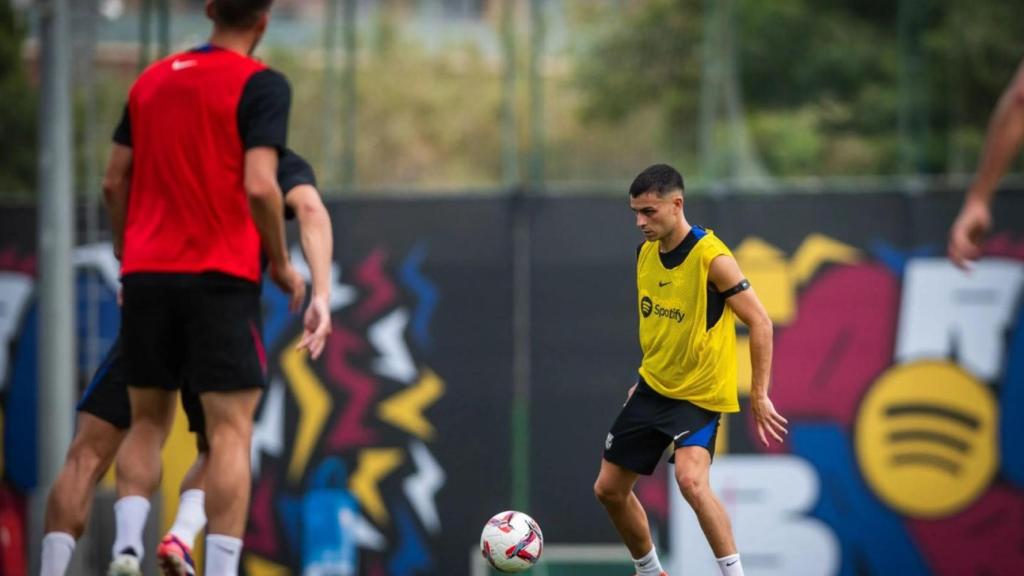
[{"xmin": 721, "ymin": 279, "xmax": 751, "ymax": 299}]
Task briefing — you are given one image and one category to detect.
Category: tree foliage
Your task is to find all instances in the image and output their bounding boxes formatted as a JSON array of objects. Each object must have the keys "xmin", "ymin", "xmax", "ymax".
[
  {"xmin": 574, "ymin": 0, "xmax": 1024, "ymax": 178},
  {"xmin": 0, "ymin": 2, "xmax": 37, "ymax": 193}
]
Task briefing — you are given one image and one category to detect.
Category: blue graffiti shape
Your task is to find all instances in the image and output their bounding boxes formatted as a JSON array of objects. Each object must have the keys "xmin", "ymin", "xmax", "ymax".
[
  {"xmin": 6, "ymin": 303, "xmax": 38, "ymax": 490},
  {"xmin": 790, "ymin": 423, "xmax": 930, "ymax": 576},
  {"xmin": 399, "ymin": 244, "xmax": 437, "ymax": 349},
  {"xmin": 276, "ymin": 493, "xmax": 302, "ymax": 556},
  {"xmin": 75, "ymin": 270, "xmax": 121, "ymax": 372},
  {"xmin": 301, "ymin": 458, "xmax": 359, "ymax": 573},
  {"xmin": 388, "ymin": 503, "xmax": 433, "ymax": 576},
  {"xmin": 1001, "ymin": 301, "xmax": 1024, "ymax": 487},
  {"xmin": 261, "ymin": 277, "xmax": 294, "ymax": 350},
  {"xmin": 869, "ymin": 241, "xmax": 938, "ymax": 278}
]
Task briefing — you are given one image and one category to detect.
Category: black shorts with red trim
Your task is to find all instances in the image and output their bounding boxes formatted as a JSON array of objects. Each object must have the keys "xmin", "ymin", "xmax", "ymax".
[{"xmin": 121, "ymin": 272, "xmax": 267, "ymax": 396}]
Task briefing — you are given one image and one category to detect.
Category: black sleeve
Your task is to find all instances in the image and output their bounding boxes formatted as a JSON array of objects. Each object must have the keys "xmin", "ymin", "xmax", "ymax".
[
  {"xmin": 277, "ymin": 148, "xmax": 318, "ymax": 221},
  {"xmin": 237, "ymin": 69, "xmax": 291, "ymax": 151},
  {"xmin": 112, "ymin": 104, "xmax": 132, "ymax": 147}
]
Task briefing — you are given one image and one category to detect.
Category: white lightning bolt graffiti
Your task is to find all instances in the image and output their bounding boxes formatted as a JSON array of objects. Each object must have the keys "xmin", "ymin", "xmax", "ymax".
[
  {"xmin": 403, "ymin": 441, "xmax": 446, "ymax": 534},
  {"xmin": 369, "ymin": 308, "xmax": 417, "ymax": 384},
  {"xmin": 250, "ymin": 378, "xmax": 285, "ymax": 476},
  {"xmin": 289, "ymin": 246, "xmax": 356, "ymax": 311}
]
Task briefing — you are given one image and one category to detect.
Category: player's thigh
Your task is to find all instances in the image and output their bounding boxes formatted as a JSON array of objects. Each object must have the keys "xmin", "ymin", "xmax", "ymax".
[
  {"xmin": 199, "ymin": 388, "xmax": 263, "ymax": 438},
  {"xmin": 596, "ymin": 457, "xmax": 641, "ymax": 498},
  {"xmin": 673, "ymin": 445, "xmax": 711, "ymax": 479},
  {"xmin": 126, "ymin": 386, "xmax": 178, "ymax": 429},
  {"xmin": 186, "ymin": 276, "xmax": 266, "ymax": 395}
]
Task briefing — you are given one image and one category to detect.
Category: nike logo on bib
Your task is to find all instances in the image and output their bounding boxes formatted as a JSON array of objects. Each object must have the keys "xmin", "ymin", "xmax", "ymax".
[
  {"xmin": 659, "ymin": 280, "xmax": 672, "ymax": 287},
  {"xmin": 171, "ymin": 59, "xmax": 198, "ymax": 71}
]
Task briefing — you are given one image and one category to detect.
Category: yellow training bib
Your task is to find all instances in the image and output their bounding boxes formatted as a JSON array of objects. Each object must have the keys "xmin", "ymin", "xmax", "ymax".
[{"xmin": 636, "ymin": 228, "xmax": 739, "ymax": 412}]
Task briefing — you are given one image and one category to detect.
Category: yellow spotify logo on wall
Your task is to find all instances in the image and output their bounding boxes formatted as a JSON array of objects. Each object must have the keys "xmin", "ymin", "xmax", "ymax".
[{"xmin": 855, "ymin": 361, "xmax": 998, "ymax": 518}]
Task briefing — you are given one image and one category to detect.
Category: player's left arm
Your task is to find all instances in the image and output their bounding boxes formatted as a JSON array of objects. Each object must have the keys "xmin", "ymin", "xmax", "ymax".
[
  {"xmin": 285, "ymin": 184, "xmax": 334, "ymax": 359},
  {"xmin": 709, "ymin": 254, "xmax": 788, "ymax": 446},
  {"xmin": 102, "ymin": 143, "xmax": 133, "ymax": 261}
]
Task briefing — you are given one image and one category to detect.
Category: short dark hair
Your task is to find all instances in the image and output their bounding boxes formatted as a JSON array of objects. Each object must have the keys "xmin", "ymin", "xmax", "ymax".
[
  {"xmin": 210, "ymin": 0, "xmax": 273, "ymax": 29},
  {"xmin": 629, "ymin": 164, "xmax": 685, "ymax": 197}
]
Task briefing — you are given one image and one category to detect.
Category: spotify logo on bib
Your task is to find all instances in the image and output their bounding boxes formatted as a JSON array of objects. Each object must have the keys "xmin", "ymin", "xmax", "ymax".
[{"xmin": 641, "ymin": 296, "xmax": 653, "ymax": 318}]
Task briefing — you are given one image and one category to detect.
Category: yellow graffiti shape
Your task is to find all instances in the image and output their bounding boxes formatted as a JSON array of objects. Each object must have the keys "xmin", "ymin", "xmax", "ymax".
[
  {"xmin": 350, "ymin": 448, "xmax": 405, "ymax": 525},
  {"xmin": 283, "ymin": 337, "xmax": 332, "ymax": 482},
  {"xmin": 733, "ymin": 237, "xmax": 795, "ymax": 324},
  {"xmin": 735, "ymin": 335, "xmax": 752, "ymax": 395},
  {"xmin": 244, "ymin": 554, "xmax": 291, "ymax": 576},
  {"xmin": 377, "ymin": 368, "xmax": 445, "ymax": 440},
  {"xmin": 791, "ymin": 233, "xmax": 861, "ymax": 285},
  {"xmin": 855, "ymin": 361, "xmax": 998, "ymax": 519}
]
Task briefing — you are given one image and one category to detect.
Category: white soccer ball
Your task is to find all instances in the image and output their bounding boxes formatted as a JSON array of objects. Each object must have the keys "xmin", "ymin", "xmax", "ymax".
[{"xmin": 479, "ymin": 510, "xmax": 544, "ymax": 573}]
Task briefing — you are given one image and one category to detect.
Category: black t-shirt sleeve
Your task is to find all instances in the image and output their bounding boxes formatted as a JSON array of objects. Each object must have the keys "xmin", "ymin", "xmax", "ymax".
[
  {"xmin": 277, "ymin": 148, "xmax": 318, "ymax": 221},
  {"xmin": 237, "ymin": 68, "xmax": 291, "ymax": 151},
  {"xmin": 113, "ymin": 104, "xmax": 132, "ymax": 146}
]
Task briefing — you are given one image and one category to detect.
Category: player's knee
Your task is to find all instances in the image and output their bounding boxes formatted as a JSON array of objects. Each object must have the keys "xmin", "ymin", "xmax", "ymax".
[
  {"xmin": 65, "ymin": 438, "xmax": 114, "ymax": 481},
  {"xmin": 675, "ymin": 469, "xmax": 705, "ymax": 501},
  {"xmin": 594, "ymin": 478, "xmax": 627, "ymax": 506},
  {"xmin": 205, "ymin": 420, "xmax": 252, "ymax": 451}
]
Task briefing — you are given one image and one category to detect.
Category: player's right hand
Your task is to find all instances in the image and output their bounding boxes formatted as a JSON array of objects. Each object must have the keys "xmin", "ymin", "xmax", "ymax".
[
  {"xmin": 271, "ymin": 261, "xmax": 306, "ymax": 312},
  {"xmin": 948, "ymin": 197, "xmax": 992, "ymax": 269}
]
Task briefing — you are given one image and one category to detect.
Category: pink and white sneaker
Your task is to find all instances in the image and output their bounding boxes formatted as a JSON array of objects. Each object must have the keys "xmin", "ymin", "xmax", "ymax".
[{"xmin": 156, "ymin": 534, "xmax": 196, "ymax": 576}]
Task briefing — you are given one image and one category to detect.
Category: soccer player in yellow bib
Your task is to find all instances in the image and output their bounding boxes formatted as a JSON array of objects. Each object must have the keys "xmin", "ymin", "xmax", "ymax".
[{"xmin": 593, "ymin": 164, "xmax": 788, "ymax": 576}]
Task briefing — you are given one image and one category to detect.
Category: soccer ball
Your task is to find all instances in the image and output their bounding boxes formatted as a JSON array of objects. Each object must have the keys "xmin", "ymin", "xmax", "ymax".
[{"xmin": 480, "ymin": 510, "xmax": 544, "ymax": 573}]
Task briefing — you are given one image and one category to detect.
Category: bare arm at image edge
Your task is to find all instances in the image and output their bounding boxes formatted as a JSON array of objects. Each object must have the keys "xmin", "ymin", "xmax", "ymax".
[{"xmin": 949, "ymin": 58, "xmax": 1024, "ymax": 268}]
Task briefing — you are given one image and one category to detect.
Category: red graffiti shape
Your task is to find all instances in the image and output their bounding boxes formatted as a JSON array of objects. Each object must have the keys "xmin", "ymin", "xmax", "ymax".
[
  {"xmin": 326, "ymin": 324, "xmax": 378, "ymax": 448},
  {"xmin": 908, "ymin": 484, "xmax": 1024, "ymax": 575},
  {"xmin": 765, "ymin": 263, "xmax": 899, "ymax": 445},
  {"xmin": 243, "ymin": 475, "xmax": 278, "ymax": 557},
  {"xmin": 354, "ymin": 248, "xmax": 397, "ymax": 324},
  {"xmin": 982, "ymin": 232, "xmax": 1024, "ymax": 262}
]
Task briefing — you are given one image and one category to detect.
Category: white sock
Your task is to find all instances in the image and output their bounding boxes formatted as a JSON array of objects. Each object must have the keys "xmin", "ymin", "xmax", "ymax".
[
  {"xmin": 40, "ymin": 532, "xmax": 76, "ymax": 576},
  {"xmin": 205, "ymin": 534, "xmax": 243, "ymax": 576},
  {"xmin": 111, "ymin": 495, "xmax": 150, "ymax": 561},
  {"xmin": 169, "ymin": 489, "xmax": 206, "ymax": 547},
  {"xmin": 717, "ymin": 553, "xmax": 745, "ymax": 576},
  {"xmin": 632, "ymin": 546, "xmax": 664, "ymax": 576}
]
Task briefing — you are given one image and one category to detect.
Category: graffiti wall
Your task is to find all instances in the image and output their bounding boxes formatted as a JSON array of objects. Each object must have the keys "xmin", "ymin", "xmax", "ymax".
[{"xmin": 1, "ymin": 190, "xmax": 1022, "ymax": 575}]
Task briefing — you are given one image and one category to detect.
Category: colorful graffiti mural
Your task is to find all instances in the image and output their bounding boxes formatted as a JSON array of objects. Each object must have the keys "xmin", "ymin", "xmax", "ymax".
[
  {"xmin": 244, "ymin": 244, "xmax": 447, "ymax": 575},
  {"xmin": 668, "ymin": 233, "xmax": 1024, "ymax": 576},
  {"xmin": 0, "ymin": 240, "xmax": 448, "ymax": 575}
]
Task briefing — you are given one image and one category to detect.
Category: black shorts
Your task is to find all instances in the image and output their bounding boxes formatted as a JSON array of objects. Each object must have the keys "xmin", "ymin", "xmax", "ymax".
[
  {"xmin": 76, "ymin": 336, "xmax": 209, "ymax": 439},
  {"xmin": 121, "ymin": 272, "xmax": 267, "ymax": 395},
  {"xmin": 76, "ymin": 337, "xmax": 131, "ymax": 429},
  {"xmin": 603, "ymin": 376, "xmax": 721, "ymax": 475}
]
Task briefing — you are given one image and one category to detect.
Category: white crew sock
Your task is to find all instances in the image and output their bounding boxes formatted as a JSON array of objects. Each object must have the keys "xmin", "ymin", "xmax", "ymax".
[
  {"xmin": 205, "ymin": 534, "xmax": 243, "ymax": 576},
  {"xmin": 632, "ymin": 546, "xmax": 664, "ymax": 576},
  {"xmin": 717, "ymin": 553, "xmax": 745, "ymax": 576},
  {"xmin": 40, "ymin": 532, "xmax": 76, "ymax": 576},
  {"xmin": 168, "ymin": 489, "xmax": 206, "ymax": 547},
  {"xmin": 111, "ymin": 495, "xmax": 150, "ymax": 560}
]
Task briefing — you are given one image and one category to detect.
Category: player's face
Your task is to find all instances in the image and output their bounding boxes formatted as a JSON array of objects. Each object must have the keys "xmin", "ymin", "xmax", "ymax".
[{"xmin": 630, "ymin": 191, "xmax": 681, "ymax": 241}]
